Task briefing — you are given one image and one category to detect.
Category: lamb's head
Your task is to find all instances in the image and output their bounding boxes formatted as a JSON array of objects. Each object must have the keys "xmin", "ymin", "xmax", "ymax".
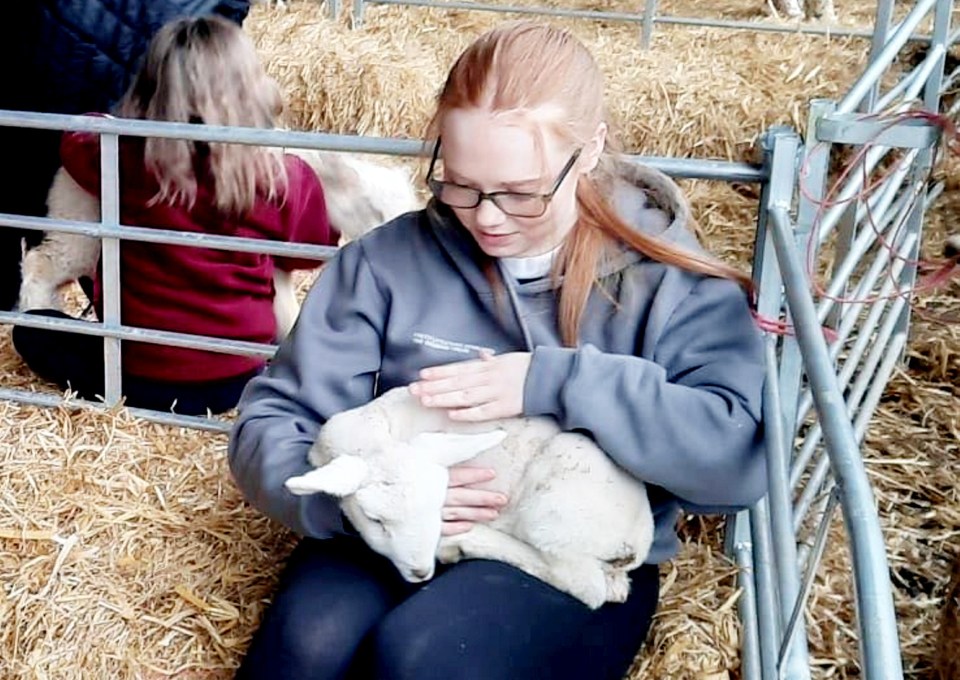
[{"xmin": 285, "ymin": 430, "xmax": 506, "ymax": 582}]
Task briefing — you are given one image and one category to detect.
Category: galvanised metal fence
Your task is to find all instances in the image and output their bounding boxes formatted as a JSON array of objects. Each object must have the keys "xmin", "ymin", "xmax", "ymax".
[
  {"xmin": 324, "ymin": 0, "xmax": 946, "ymax": 49},
  {"xmin": 1, "ymin": 0, "xmax": 953, "ymax": 676},
  {"xmin": 729, "ymin": 0, "xmax": 951, "ymax": 678},
  {"xmin": 0, "ymin": 113, "xmax": 760, "ymax": 432}
]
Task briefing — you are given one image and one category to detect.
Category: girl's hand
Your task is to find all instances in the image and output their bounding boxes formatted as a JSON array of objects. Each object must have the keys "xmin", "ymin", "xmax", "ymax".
[
  {"xmin": 410, "ymin": 351, "xmax": 532, "ymax": 421},
  {"xmin": 441, "ymin": 465, "xmax": 508, "ymax": 536}
]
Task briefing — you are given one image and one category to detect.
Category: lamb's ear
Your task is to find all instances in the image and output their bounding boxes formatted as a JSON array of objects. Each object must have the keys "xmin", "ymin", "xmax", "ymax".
[
  {"xmin": 284, "ymin": 456, "xmax": 368, "ymax": 497},
  {"xmin": 410, "ymin": 430, "xmax": 508, "ymax": 468}
]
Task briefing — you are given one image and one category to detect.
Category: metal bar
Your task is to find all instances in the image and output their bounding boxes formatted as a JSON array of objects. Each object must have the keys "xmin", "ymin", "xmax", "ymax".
[
  {"xmin": 368, "ymin": 0, "xmax": 649, "ymax": 21},
  {"xmin": 924, "ymin": 0, "xmax": 952, "ymax": 112},
  {"xmin": 815, "ymin": 115, "xmax": 941, "ymax": 149},
  {"xmin": 353, "ymin": 0, "xmax": 365, "ymax": 26},
  {"xmin": 0, "ymin": 212, "xmax": 337, "ymax": 261},
  {"xmin": 0, "ymin": 110, "xmax": 427, "ymax": 154},
  {"xmin": 826, "ymin": 198, "xmax": 858, "ymax": 330},
  {"xmin": 769, "ymin": 206, "xmax": 904, "ymax": 679},
  {"xmin": 793, "ymin": 442, "xmax": 832, "ymax": 534},
  {"xmin": 743, "ymin": 130, "xmax": 787, "ymax": 679},
  {"xmin": 750, "ymin": 498, "xmax": 782, "ymax": 679},
  {"xmin": 641, "ymin": 0, "xmax": 658, "ymax": 48},
  {"xmin": 836, "ymin": 0, "xmax": 938, "ymax": 115},
  {"xmin": 756, "ymin": 127, "xmax": 812, "ymax": 679},
  {"xmin": 624, "ymin": 154, "xmax": 764, "ymax": 182},
  {"xmin": 852, "ymin": 333, "xmax": 908, "ymax": 444},
  {"xmin": 729, "ymin": 512, "xmax": 763, "ymax": 680},
  {"xmin": 782, "ymin": 102, "xmax": 829, "ymax": 448},
  {"xmin": 0, "ymin": 110, "xmax": 766, "ymax": 183},
  {"xmin": 0, "ymin": 311, "xmax": 277, "ymax": 358},
  {"xmin": 863, "ymin": 0, "xmax": 896, "ymax": 111},
  {"xmin": 781, "ymin": 488, "xmax": 841, "ymax": 673},
  {"xmin": 100, "ymin": 134, "xmax": 122, "ymax": 406},
  {"xmin": 0, "ymin": 387, "xmax": 231, "ymax": 433},
  {"xmin": 763, "ymin": 339, "xmax": 811, "ymax": 679},
  {"xmin": 364, "ymin": 0, "xmax": 930, "ymax": 40}
]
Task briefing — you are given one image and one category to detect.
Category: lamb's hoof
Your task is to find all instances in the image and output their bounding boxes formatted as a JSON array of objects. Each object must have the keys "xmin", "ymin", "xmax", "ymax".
[
  {"xmin": 575, "ymin": 581, "xmax": 608, "ymax": 609},
  {"xmin": 554, "ymin": 562, "xmax": 608, "ymax": 609},
  {"xmin": 436, "ymin": 538, "xmax": 465, "ymax": 564},
  {"xmin": 604, "ymin": 569, "xmax": 632, "ymax": 603}
]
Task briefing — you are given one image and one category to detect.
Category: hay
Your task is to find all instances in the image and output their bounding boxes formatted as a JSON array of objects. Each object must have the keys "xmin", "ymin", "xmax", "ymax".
[{"xmin": 1, "ymin": 0, "xmax": 958, "ymax": 678}]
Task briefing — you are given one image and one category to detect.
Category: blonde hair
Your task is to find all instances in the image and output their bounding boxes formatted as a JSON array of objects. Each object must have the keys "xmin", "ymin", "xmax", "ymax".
[
  {"xmin": 116, "ymin": 15, "xmax": 287, "ymax": 215},
  {"xmin": 427, "ymin": 21, "xmax": 752, "ymax": 346}
]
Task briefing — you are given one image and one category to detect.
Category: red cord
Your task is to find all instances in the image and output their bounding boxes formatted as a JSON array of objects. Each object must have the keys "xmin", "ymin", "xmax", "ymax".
[{"xmin": 752, "ymin": 106, "xmax": 959, "ymax": 340}]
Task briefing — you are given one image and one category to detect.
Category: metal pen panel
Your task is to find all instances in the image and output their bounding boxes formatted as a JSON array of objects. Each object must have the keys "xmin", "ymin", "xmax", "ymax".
[
  {"xmin": 100, "ymin": 133, "xmax": 122, "ymax": 406},
  {"xmin": 769, "ymin": 205, "xmax": 903, "ymax": 679}
]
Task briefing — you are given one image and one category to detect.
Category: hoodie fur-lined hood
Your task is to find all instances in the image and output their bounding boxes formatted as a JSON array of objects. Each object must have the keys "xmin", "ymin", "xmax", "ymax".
[{"xmin": 424, "ymin": 158, "xmax": 704, "ymax": 294}]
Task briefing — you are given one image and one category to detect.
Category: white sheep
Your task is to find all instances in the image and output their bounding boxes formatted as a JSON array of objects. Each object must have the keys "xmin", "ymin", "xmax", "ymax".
[
  {"xmin": 767, "ymin": 0, "xmax": 835, "ymax": 21},
  {"xmin": 19, "ymin": 150, "xmax": 420, "ymax": 339},
  {"xmin": 284, "ymin": 385, "xmax": 655, "ymax": 609}
]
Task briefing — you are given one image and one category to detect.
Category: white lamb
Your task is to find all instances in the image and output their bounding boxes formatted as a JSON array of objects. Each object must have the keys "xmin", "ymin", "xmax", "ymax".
[
  {"xmin": 284, "ymin": 385, "xmax": 655, "ymax": 609},
  {"xmin": 18, "ymin": 150, "xmax": 420, "ymax": 339}
]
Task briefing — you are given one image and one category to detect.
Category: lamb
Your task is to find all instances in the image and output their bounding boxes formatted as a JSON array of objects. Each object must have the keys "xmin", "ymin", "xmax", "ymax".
[
  {"xmin": 283, "ymin": 385, "xmax": 655, "ymax": 609},
  {"xmin": 767, "ymin": 0, "xmax": 835, "ymax": 21},
  {"xmin": 19, "ymin": 150, "xmax": 420, "ymax": 339}
]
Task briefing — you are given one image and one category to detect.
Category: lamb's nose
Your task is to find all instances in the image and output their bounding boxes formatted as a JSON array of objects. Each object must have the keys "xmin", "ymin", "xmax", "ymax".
[{"xmin": 411, "ymin": 567, "xmax": 431, "ymax": 580}]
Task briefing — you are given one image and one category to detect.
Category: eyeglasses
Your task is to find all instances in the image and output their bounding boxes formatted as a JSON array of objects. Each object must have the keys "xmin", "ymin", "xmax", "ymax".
[{"xmin": 426, "ymin": 138, "xmax": 582, "ymax": 218}]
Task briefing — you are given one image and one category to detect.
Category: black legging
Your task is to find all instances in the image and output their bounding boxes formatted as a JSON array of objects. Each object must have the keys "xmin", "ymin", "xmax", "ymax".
[
  {"xmin": 11, "ymin": 309, "xmax": 255, "ymax": 415},
  {"xmin": 236, "ymin": 536, "xmax": 660, "ymax": 680}
]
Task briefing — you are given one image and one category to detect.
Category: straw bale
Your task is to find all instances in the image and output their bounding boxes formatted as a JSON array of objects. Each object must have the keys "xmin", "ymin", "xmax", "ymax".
[{"xmin": 1, "ymin": 0, "xmax": 958, "ymax": 678}]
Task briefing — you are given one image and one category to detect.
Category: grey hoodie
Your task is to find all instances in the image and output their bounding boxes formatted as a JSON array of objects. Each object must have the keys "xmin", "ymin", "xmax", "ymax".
[{"xmin": 228, "ymin": 162, "xmax": 767, "ymax": 564}]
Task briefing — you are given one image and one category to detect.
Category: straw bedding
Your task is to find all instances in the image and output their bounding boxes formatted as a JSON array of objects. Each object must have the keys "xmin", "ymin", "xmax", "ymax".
[{"xmin": 1, "ymin": 0, "xmax": 958, "ymax": 678}]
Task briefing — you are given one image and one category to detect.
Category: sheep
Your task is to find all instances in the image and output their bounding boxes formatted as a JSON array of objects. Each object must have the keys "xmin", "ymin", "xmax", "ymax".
[
  {"xmin": 19, "ymin": 150, "xmax": 420, "ymax": 339},
  {"xmin": 767, "ymin": 0, "xmax": 835, "ymax": 21},
  {"xmin": 283, "ymin": 385, "xmax": 655, "ymax": 609}
]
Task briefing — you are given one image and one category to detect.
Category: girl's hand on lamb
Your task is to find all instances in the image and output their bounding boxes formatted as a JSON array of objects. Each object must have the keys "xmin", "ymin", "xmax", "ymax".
[
  {"xmin": 441, "ymin": 465, "xmax": 508, "ymax": 536},
  {"xmin": 411, "ymin": 351, "xmax": 531, "ymax": 421}
]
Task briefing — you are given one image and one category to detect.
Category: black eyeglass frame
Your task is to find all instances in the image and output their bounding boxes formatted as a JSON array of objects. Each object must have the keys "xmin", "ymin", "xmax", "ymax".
[{"xmin": 425, "ymin": 138, "xmax": 582, "ymax": 218}]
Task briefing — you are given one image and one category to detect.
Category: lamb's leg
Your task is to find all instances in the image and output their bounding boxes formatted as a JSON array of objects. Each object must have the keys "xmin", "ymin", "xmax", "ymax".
[
  {"xmin": 439, "ymin": 525, "xmax": 609, "ymax": 609},
  {"xmin": 272, "ymin": 270, "xmax": 300, "ymax": 341},
  {"xmin": 21, "ymin": 167, "xmax": 103, "ymax": 311},
  {"xmin": 603, "ymin": 567, "xmax": 632, "ymax": 604},
  {"xmin": 767, "ymin": 0, "xmax": 803, "ymax": 19},
  {"xmin": 806, "ymin": 0, "xmax": 836, "ymax": 21},
  {"xmin": 19, "ymin": 233, "xmax": 101, "ymax": 311}
]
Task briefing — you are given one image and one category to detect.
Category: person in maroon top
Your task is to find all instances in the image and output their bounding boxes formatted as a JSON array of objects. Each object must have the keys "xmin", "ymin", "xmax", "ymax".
[{"xmin": 12, "ymin": 16, "xmax": 336, "ymax": 415}]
